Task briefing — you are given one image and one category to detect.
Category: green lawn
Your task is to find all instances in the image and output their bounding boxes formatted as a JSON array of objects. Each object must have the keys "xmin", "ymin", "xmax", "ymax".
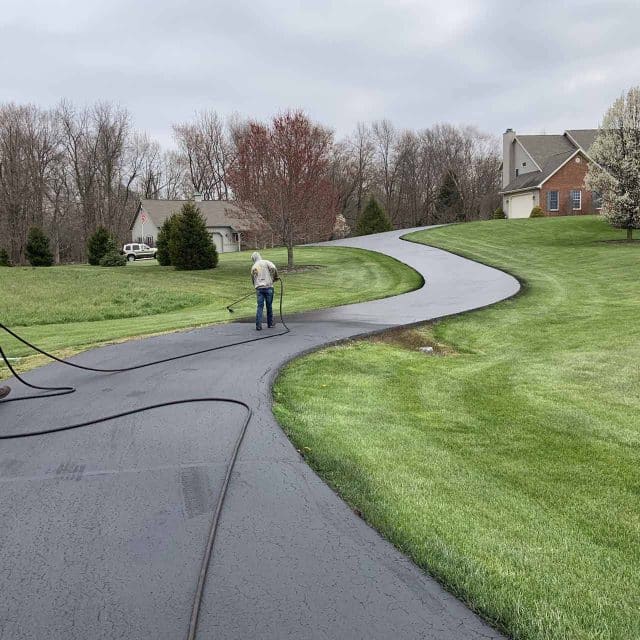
[
  {"xmin": 0, "ymin": 246, "xmax": 421, "ymax": 378},
  {"xmin": 273, "ymin": 216, "xmax": 640, "ymax": 640}
]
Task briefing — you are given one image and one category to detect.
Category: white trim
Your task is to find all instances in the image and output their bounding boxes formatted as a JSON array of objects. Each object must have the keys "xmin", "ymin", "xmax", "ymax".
[
  {"xmin": 514, "ymin": 137, "xmax": 542, "ymax": 171},
  {"xmin": 500, "ymin": 185, "xmax": 541, "ymax": 195},
  {"xmin": 540, "ymin": 149, "xmax": 581, "ymax": 186},
  {"xmin": 571, "ymin": 189, "xmax": 582, "ymax": 211},
  {"xmin": 564, "ymin": 131, "xmax": 608, "ymax": 172},
  {"xmin": 501, "ymin": 151, "xmax": 582, "ymax": 194}
]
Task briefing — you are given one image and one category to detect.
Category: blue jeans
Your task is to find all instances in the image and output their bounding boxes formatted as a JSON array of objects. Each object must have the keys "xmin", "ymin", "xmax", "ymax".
[{"xmin": 256, "ymin": 287, "xmax": 274, "ymax": 328}]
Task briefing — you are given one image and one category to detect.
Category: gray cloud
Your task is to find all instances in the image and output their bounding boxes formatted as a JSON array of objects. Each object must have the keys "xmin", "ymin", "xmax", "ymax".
[{"xmin": 1, "ymin": 0, "xmax": 639, "ymax": 144}]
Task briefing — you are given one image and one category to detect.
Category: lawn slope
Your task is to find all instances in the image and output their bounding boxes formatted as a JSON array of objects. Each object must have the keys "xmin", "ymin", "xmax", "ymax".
[
  {"xmin": 0, "ymin": 246, "xmax": 421, "ymax": 377},
  {"xmin": 274, "ymin": 216, "xmax": 640, "ymax": 640}
]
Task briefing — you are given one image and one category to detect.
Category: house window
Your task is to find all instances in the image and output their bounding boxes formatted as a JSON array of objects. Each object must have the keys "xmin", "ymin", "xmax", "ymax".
[
  {"xmin": 571, "ymin": 190, "xmax": 582, "ymax": 210},
  {"xmin": 515, "ymin": 168, "xmax": 519, "ymax": 177},
  {"xmin": 547, "ymin": 191, "xmax": 559, "ymax": 211},
  {"xmin": 592, "ymin": 191, "xmax": 603, "ymax": 210},
  {"xmin": 522, "ymin": 162, "xmax": 527, "ymax": 167}
]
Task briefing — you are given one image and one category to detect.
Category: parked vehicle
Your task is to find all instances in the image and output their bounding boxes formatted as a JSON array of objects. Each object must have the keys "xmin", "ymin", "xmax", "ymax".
[{"xmin": 122, "ymin": 243, "xmax": 157, "ymax": 261}]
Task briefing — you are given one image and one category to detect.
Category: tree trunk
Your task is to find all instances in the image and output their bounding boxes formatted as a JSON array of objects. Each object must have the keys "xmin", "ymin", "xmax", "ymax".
[
  {"xmin": 287, "ymin": 243, "xmax": 294, "ymax": 269},
  {"xmin": 627, "ymin": 227, "xmax": 633, "ymax": 241}
]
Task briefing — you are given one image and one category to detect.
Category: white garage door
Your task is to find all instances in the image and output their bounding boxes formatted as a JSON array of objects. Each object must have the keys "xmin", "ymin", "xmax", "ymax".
[{"xmin": 508, "ymin": 193, "xmax": 535, "ymax": 219}]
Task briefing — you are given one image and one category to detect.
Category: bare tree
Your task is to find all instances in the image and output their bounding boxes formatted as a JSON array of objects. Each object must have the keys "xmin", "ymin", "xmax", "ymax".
[
  {"xmin": 173, "ymin": 110, "xmax": 234, "ymax": 200},
  {"xmin": 0, "ymin": 104, "xmax": 60, "ymax": 263},
  {"xmin": 229, "ymin": 110, "xmax": 338, "ymax": 267}
]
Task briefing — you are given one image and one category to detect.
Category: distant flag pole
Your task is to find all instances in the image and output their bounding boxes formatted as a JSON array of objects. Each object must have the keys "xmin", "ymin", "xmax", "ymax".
[{"xmin": 140, "ymin": 210, "xmax": 148, "ymax": 243}]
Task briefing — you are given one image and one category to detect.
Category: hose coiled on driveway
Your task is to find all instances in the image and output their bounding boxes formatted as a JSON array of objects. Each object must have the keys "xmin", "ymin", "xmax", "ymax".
[{"xmin": 0, "ymin": 280, "xmax": 288, "ymax": 640}]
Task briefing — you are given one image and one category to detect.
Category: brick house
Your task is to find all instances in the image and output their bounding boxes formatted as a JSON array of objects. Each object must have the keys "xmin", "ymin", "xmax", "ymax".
[{"xmin": 501, "ymin": 129, "xmax": 602, "ymax": 218}]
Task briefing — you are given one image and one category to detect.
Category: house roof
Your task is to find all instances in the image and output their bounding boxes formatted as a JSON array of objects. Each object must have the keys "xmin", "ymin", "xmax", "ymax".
[
  {"xmin": 516, "ymin": 135, "xmax": 575, "ymax": 167},
  {"xmin": 132, "ymin": 199, "xmax": 265, "ymax": 232},
  {"xmin": 565, "ymin": 129, "xmax": 598, "ymax": 153},
  {"xmin": 502, "ymin": 129, "xmax": 598, "ymax": 194}
]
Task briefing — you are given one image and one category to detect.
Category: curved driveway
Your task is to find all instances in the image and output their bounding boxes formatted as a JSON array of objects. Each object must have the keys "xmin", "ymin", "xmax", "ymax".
[{"xmin": 0, "ymin": 228, "xmax": 518, "ymax": 640}]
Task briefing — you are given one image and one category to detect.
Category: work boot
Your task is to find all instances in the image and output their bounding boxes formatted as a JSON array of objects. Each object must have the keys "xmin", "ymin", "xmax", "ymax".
[
  {"xmin": 268, "ymin": 323, "xmax": 276, "ymax": 328},
  {"xmin": 256, "ymin": 325, "xmax": 262, "ymax": 331},
  {"xmin": 0, "ymin": 385, "xmax": 11, "ymax": 400}
]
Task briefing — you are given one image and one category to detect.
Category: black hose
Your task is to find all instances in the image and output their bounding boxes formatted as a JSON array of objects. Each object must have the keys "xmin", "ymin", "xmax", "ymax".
[
  {"xmin": 0, "ymin": 280, "xmax": 289, "ymax": 387},
  {"xmin": 0, "ymin": 279, "xmax": 288, "ymax": 639}
]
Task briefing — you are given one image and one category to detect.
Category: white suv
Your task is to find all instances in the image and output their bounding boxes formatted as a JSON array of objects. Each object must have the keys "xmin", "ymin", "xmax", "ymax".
[{"xmin": 122, "ymin": 243, "xmax": 157, "ymax": 261}]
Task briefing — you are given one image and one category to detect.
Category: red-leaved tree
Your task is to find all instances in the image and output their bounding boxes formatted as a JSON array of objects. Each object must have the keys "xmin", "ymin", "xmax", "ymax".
[{"xmin": 228, "ymin": 110, "xmax": 338, "ymax": 267}]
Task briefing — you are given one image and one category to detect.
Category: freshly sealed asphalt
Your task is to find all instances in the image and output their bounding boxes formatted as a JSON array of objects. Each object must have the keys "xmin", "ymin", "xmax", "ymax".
[{"xmin": 0, "ymin": 228, "xmax": 519, "ymax": 639}]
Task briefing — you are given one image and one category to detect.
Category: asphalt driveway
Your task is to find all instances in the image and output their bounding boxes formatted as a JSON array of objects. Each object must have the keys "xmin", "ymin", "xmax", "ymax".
[{"xmin": 0, "ymin": 229, "xmax": 519, "ymax": 639}]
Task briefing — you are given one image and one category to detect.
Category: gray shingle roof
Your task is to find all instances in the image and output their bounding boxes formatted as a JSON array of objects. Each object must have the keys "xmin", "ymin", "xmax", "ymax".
[
  {"xmin": 516, "ymin": 134, "xmax": 575, "ymax": 167},
  {"xmin": 565, "ymin": 129, "xmax": 598, "ymax": 153},
  {"xmin": 133, "ymin": 199, "xmax": 264, "ymax": 231},
  {"xmin": 502, "ymin": 149, "xmax": 577, "ymax": 193}
]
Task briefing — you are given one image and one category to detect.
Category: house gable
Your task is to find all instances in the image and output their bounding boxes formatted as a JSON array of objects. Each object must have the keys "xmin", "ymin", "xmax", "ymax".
[{"xmin": 539, "ymin": 151, "xmax": 599, "ymax": 216}]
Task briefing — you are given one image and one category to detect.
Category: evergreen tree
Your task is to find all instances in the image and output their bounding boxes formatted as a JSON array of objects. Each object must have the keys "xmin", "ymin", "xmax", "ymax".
[
  {"xmin": 25, "ymin": 227, "xmax": 54, "ymax": 266},
  {"xmin": 436, "ymin": 170, "xmax": 463, "ymax": 220},
  {"xmin": 356, "ymin": 197, "xmax": 392, "ymax": 235},
  {"xmin": 156, "ymin": 214, "xmax": 179, "ymax": 266},
  {"xmin": 99, "ymin": 237, "xmax": 127, "ymax": 266},
  {"xmin": 168, "ymin": 202, "xmax": 218, "ymax": 270},
  {"xmin": 87, "ymin": 226, "xmax": 113, "ymax": 265}
]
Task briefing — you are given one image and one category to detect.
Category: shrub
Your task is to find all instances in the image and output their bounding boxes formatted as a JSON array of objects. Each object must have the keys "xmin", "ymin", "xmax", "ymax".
[
  {"xmin": 25, "ymin": 227, "xmax": 54, "ymax": 266},
  {"xmin": 87, "ymin": 226, "xmax": 113, "ymax": 265},
  {"xmin": 168, "ymin": 202, "xmax": 218, "ymax": 270},
  {"xmin": 493, "ymin": 207, "xmax": 506, "ymax": 219},
  {"xmin": 156, "ymin": 213, "xmax": 179, "ymax": 266},
  {"xmin": 0, "ymin": 248, "xmax": 11, "ymax": 266},
  {"xmin": 99, "ymin": 249, "xmax": 127, "ymax": 267},
  {"xmin": 530, "ymin": 206, "xmax": 545, "ymax": 218},
  {"xmin": 356, "ymin": 197, "xmax": 393, "ymax": 235},
  {"xmin": 99, "ymin": 237, "xmax": 126, "ymax": 266}
]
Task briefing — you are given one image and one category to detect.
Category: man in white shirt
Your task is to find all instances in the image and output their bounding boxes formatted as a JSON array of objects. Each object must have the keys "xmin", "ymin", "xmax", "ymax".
[{"xmin": 250, "ymin": 252, "xmax": 279, "ymax": 331}]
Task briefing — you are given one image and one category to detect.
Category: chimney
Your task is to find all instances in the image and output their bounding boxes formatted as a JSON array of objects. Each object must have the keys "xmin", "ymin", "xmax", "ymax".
[
  {"xmin": 193, "ymin": 191, "xmax": 203, "ymax": 202},
  {"xmin": 502, "ymin": 128, "xmax": 516, "ymax": 188}
]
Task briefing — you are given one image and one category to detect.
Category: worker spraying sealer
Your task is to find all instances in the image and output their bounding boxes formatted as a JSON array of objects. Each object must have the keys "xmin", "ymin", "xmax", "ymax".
[{"xmin": 251, "ymin": 252, "xmax": 279, "ymax": 331}]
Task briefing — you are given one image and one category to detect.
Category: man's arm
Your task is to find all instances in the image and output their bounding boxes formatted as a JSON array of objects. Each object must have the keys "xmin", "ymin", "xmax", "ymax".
[{"xmin": 268, "ymin": 262, "xmax": 279, "ymax": 281}]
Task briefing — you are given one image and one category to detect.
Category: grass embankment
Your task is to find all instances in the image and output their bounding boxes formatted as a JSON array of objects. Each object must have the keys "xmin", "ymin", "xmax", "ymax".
[
  {"xmin": 273, "ymin": 216, "xmax": 640, "ymax": 640},
  {"xmin": 0, "ymin": 246, "xmax": 421, "ymax": 379}
]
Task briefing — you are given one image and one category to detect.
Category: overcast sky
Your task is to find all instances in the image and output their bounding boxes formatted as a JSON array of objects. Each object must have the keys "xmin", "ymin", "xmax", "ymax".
[{"xmin": 1, "ymin": 0, "xmax": 639, "ymax": 145}]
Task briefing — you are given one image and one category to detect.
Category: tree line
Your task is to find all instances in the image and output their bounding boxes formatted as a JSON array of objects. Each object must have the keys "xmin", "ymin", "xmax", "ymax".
[{"xmin": 0, "ymin": 100, "xmax": 501, "ymax": 264}]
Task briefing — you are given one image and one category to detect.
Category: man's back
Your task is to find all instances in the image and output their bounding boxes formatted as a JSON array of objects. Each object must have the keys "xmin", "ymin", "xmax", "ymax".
[{"xmin": 251, "ymin": 253, "xmax": 278, "ymax": 289}]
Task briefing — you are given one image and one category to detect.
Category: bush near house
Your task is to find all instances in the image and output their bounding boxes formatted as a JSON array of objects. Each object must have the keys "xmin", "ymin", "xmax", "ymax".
[
  {"xmin": 492, "ymin": 206, "xmax": 506, "ymax": 219},
  {"xmin": 156, "ymin": 213, "xmax": 179, "ymax": 266},
  {"xmin": 0, "ymin": 248, "xmax": 11, "ymax": 266},
  {"xmin": 87, "ymin": 227, "xmax": 114, "ymax": 265},
  {"xmin": 168, "ymin": 202, "xmax": 218, "ymax": 270},
  {"xmin": 25, "ymin": 227, "xmax": 54, "ymax": 266},
  {"xmin": 356, "ymin": 197, "xmax": 392, "ymax": 235},
  {"xmin": 99, "ymin": 238, "xmax": 126, "ymax": 267},
  {"xmin": 530, "ymin": 206, "xmax": 544, "ymax": 218}
]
